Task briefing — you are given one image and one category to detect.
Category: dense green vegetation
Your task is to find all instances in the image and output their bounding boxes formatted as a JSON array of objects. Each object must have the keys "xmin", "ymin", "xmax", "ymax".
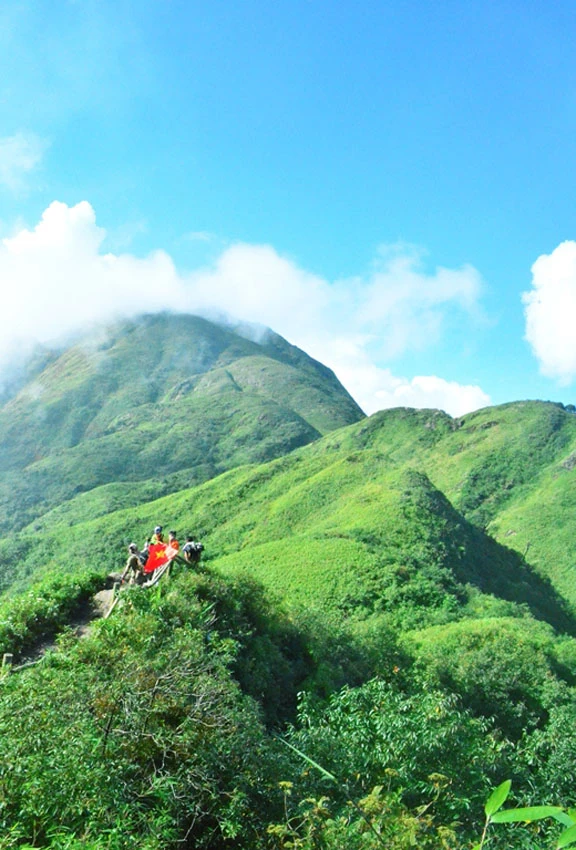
[
  {"xmin": 0, "ymin": 570, "xmax": 102, "ymax": 659},
  {"xmin": 0, "ymin": 572, "xmax": 286, "ymax": 849},
  {"xmin": 2, "ymin": 316, "xmax": 576, "ymax": 847},
  {"xmin": 2, "ymin": 566, "xmax": 576, "ymax": 848}
]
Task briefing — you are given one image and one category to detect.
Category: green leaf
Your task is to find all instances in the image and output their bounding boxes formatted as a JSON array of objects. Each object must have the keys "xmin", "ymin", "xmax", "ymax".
[
  {"xmin": 484, "ymin": 780, "xmax": 512, "ymax": 817},
  {"xmin": 553, "ymin": 812, "xmax": 576, "ymax": 828},
  {"xmin": 558, "ymin": 824, "xmax": 576, "ymax": 848},
  {"xmin": 275, "ymin": 737, "xmax": 338, "ymax": 783},
  {"xmin": 492, "ymin": 806, "xmax": 563, "ymax": 824}
]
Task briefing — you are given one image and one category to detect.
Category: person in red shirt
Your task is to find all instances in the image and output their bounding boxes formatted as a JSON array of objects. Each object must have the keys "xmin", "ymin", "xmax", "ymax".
[{"xmin": 165, "ymin": 530, "xmax": 180, "ymax": 560}]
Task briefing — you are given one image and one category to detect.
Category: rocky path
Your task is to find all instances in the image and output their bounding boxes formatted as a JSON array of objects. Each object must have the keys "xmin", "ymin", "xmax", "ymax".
[{"xmin": 14, "ymin": 576, "xmax": 122, "ymax": 670}]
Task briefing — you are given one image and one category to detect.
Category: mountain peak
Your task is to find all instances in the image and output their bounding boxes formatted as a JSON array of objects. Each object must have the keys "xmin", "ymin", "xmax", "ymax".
[{"xmin": 0, "ymin": 312, "xmax": 364, "ymax": 532}]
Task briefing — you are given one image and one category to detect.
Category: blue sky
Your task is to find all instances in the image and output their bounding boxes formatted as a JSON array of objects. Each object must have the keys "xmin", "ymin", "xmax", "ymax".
[{"xmin": 1, "ymin": 0, "xmax": 576, "ymax": 415}]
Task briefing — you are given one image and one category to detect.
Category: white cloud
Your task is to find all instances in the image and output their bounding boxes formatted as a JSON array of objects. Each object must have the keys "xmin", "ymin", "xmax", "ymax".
[
  {"xmin": 377, "ymin": 375, "xmax": 490, "ymax": 417},
  {"xmin": 189, "ymin": 243, "xmax": 333, "ymax": 338},
  {"xmin": 0, "ymin": 200, "xmax": 490, "ymax": 417},
  {"xmin": 350, "ymin": 244, "xmax": 483, "ymax": 358},
  {"xmin": 523, "ymin": 241, "xmax": 576, "ymax": 383},
  {"xmin": 0, "ymin": 132, "xmax": 46, "ymax": 192},
  {"xmin": 296, "ymin": 337, "xmax": 489, "ymax": 416}
]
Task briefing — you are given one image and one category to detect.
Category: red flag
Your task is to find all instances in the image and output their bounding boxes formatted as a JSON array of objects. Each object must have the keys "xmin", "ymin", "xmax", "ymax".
[{"xmin": 144, "ymin": 543, "xmax": 171, "ymax": 574}]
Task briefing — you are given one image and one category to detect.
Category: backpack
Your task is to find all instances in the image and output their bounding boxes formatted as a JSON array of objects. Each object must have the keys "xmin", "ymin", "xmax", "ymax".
[{"xmin": 183, "ymin": 541, "xmax": 204, "ymax": 561}]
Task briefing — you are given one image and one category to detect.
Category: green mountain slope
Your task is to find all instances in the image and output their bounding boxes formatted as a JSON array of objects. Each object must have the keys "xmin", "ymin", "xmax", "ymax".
[
  {"xmin": 0, "ymin": 313, "xmax": 363, "ymax": 533},
  {"xmin": 5, "ymin": 400, "xmax": 576, "ymax": 638},
  {"xmin": 3, "ymin": 334, "xmax": 576, "ymax": 849},
  {"xmin": 189, "ymin": 400, "xmax": 576, "ymax": 620}
]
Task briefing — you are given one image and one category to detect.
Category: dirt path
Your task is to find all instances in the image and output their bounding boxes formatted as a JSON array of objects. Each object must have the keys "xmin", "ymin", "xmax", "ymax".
[{"xmin": 15, "ymin": 577, "xmax": 122, "ymax": 669}]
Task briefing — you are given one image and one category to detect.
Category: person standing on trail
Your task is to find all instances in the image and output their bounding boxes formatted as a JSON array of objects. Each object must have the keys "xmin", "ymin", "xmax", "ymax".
[
  {"xmin": 150, "ymin": 526, "xmax": 164, "ymax": 545},
  {"xmin": 121, "ymin": 543, "xmax": 144, "ymax": 585},
  {"xmin": 166, "ymin": 530, "xmax": 180, "ymax": 559}
]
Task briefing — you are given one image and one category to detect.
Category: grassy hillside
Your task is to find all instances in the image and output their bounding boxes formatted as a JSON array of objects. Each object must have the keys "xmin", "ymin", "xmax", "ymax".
[
  {"xmin": 0, "ymin": 313, "xmax": 363, "ymax": 533},
  {"xmin": 3, "ymin": 400, "xmax": 576, "ymax": 640},
  {"xmin": 487, "ymin": 454, "xmax": 576, "ymax": 603},
  {"xmin": 2, "ymin": 360, "xmax": 576, "ymax": 847}
]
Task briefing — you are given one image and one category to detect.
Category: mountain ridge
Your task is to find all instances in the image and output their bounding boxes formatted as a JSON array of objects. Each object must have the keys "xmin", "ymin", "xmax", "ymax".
[{"xmin": 3, "ymin": 395, "xmax": 576, "ymax": 636}]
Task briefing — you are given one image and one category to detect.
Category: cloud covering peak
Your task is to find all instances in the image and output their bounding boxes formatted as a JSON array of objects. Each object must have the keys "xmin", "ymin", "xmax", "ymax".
[{"xmin": 0, "ymin": 201, "xmax": 490, "ymax": 416}]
